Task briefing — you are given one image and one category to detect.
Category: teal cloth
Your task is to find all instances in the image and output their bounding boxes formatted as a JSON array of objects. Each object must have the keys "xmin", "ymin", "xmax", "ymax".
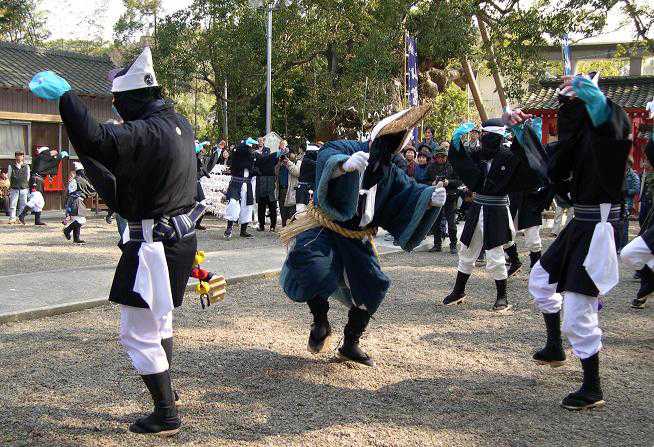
[
  {"xmin": 29, "ymin": 71, "xmax": 71, "ymax": 101},
  {"xmin": 451, "ymin": 122, "xmax": 476, "ymax": 151},
  {"xmin": 572, "ymin": 77, "xmax": 610, "ymax": 127}
]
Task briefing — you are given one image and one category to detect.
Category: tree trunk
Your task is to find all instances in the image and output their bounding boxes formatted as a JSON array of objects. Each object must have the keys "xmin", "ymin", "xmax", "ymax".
[
  {"xmin": 477, "ymin": 16, "xmax": 508, "ymax": 110},
  {"xmin": 460, "ymin": 57, "xmax": 488, "ymax": 122}
]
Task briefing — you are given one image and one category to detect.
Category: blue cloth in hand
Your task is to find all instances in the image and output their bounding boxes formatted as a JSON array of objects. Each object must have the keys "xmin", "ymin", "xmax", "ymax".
[
  {"xmin": 572, "ymin": 77, "xmax": 610, "ymax": 127},
  {"xmin": 451, "ymin": 122, "xmax": 476, "ymax": 151},
  {"xmin": 60, "ymin": 151, "xmax": 69, "ymax": 159},
  {"xmin": 29, "ymin": 71, "xmax": 71, "ymax": 101}
]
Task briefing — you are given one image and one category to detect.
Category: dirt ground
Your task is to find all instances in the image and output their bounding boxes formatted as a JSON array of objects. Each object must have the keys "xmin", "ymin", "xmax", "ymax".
[
  {"xmin": 0, "ymin": 216, "xmax": 278, "ymax": 275},
  {"xmin": 1, "ymin": 240, "xmax": 652, "ymax": 447}
]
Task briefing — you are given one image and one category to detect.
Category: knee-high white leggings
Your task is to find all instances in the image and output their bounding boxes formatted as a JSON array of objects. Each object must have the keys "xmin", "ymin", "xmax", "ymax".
[
  {"xmin": 620, "ymin": 235, "xmax": 654, "ymax": 271},
  {"xmin": 119, "ymin": 305, "xmax": 172, "ymax": 375},
  {"xmin": 529, "ymin": 262, "xmax": 602, "ymax": 359},
  {"xmin": 458, "ymin": 208, "xmax": 512, "ymax": 280}
]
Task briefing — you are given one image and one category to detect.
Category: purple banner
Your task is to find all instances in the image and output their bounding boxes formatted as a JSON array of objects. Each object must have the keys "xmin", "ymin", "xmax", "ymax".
[{"xmin": 406, "ymin": 35, "xmax": 419, "ymax": 140}]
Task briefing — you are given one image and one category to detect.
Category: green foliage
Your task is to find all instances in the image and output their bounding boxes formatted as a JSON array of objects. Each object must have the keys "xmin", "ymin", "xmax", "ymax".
[
  {"xmin": 42, "ymin": 39, "xmax": 114, "ymax": 57},
  {"xmin": 424, "ymin": 83, "xmax": 470, "ymax": 143},
  {"xmin": 0, "ymin": 0, "xmax": 49, "ymax": 45}
]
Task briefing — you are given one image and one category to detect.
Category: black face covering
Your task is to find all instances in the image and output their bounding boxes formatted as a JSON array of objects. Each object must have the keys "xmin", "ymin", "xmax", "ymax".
[
  {"xmin": 231, "ymin": 143, "xmax": 255, "ymax": 173},
  {"xmin": 362, "ymin": 132, "xmax": 405, "ymax": 190},
  {"xmin": 479, "ymin": 132, "xmax": 502, "ymax": 160},
  {"xmin": 112, "ymin": 87, "xmax": 163, "ymax": 122}
]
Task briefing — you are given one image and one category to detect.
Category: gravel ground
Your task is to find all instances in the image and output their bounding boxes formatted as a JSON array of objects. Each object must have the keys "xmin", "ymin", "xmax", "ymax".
[
  {"xmin": 0, "ymin": 216, "xmax": 278, "ymax": 275},
  {"xmin": 1, "ymin": 241, "xmax": 652, "ymax": 447}
]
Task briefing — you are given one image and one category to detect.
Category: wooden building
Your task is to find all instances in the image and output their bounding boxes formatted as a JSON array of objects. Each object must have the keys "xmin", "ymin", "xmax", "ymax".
[{"xmin": 0, "ymin": 42, "xmax": 114, "ymax": 210}]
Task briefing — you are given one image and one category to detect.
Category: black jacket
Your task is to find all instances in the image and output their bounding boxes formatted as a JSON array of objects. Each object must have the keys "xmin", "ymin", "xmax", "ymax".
[
  {"xmin": 427, "ymin": 161, "xmax": 461, "ymax": 196},
  {"xmin": 59, "ymin": 92, "xmax": 197, "ymax": 221}
]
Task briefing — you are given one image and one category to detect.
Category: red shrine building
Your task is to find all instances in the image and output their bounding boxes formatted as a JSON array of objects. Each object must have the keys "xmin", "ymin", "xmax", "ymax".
[{"xmin": 522, "ymin": 76, "xmax": 654, "ymax": 174}]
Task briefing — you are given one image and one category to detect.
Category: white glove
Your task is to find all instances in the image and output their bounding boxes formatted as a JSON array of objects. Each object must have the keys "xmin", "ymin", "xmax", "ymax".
[
  {"xmin": 431, "ymin": 185, "xmax": 447, "ymax": 207},
  {"xmin": 342, "ymin": 151, "xmax": 370, "ymax": 173}
]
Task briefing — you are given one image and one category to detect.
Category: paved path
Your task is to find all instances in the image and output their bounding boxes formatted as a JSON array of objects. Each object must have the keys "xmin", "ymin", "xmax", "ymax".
[{"xmin": 0, "ymin": 232, "xmax": 414, "ymax": 323}]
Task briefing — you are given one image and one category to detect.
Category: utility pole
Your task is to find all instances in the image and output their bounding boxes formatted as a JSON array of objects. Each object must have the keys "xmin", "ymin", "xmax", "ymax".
[
  {"xmin": 265, "ymin": 4, "xmax": 273, "ymax": 134},
  {"xmin": 223, "ymin": 79, "xmax": 229, "ymax": 143},
  {"xmin": 476, "ymin": 16, "xmax": 508, "ymax": 109},
  {"xmin": 460, "ymin": 56, "xmax": 488, "ymax": 122}
]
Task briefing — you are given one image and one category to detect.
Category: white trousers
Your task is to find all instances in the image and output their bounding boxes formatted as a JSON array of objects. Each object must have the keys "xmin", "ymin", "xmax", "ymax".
[
  {"xmin": 119, "ymin": 305, "xmax": 172, "ymax": 375},
  {"xmin": 458, "ymin": 208, "xmax": 511, "ymax": 280},
  {"xmin": 224, "ymin": 183, "xmax": 253, "ymax": 224},
  {"xmin": 529, "ymin": 262, "xmax": 602, "ymax": 359},
  {"xmin": 620, "ymin": 235, "xmax": 654, "ymax": 271},
  {"xmin": 508, "ymin": 223, "xmax": 542, "ymax": 253},
  {"xmin": 8, "ymin": 188, "xmax": 28, "ymax": 219}
]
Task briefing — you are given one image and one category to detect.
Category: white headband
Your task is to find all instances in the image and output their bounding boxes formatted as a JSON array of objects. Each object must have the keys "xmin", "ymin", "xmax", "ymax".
[{"xmin": 481, "ymin": 126, "xmax": 507, "ymax": 136}]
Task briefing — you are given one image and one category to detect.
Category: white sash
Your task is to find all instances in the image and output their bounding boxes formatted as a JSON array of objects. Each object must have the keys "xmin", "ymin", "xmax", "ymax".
[{"xmin": 582, "ymin": 203, "xmax": 620, "ymax": 295}]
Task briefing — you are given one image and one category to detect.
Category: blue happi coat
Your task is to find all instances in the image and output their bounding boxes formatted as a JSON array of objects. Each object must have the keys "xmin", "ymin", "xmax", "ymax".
[{"xmin": 280, "ymin": 140, "xmax": 441, "ymax": 314}]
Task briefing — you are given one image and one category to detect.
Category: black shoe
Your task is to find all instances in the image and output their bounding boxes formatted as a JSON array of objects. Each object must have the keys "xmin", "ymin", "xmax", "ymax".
[
  {"xmin": 633, "ymin": 266, "xmax": 654, "ymax": 309},
  {"xmin": 561, "ymin": 354, "xmax": 604, "ymax": 411},
  {"xmin": 195, "ymin": 224, "xmax": 207, "ymax": 231},
  {"xmin": 505, "ymin": 244, "xmax": 522, "ymax": 277},
  {"xmin": 529, "ymin": 251, "xmax": 542, "ymax": 268},
  {"xmin": 475, "ymin": 253, "xmax": 486, "ymax": 267},
  {"xmin": 633, "ymin": 270, "xmax": 642, "ymax": 281},
  {"xmin": 337, "ymin": 307, "xmax": 375, "ymax": 367},
  {"xmin": 492, "ymin": 279, "xmax": 512, "ymax": 311},
  {"xmin": 63, "ymin": 226, "xmax": 72, "ymax": 240},
  {"xmin": 257, "ymin": 227, "xmax": 265, "ymax": 232},
  {"xmin": 307, "ymin": 297, "xmax": 332, "ymax": 353},
  {"xmin": 224, "ymin": 230, "xmax": 232, "ymax": 239},
  {"xmin": 18, "ymin": 213, "xmax": 26, "ymax": 225},
  {"xmin": 429, "ymin": 245, "xmax": 442, "ymax": 253},
  {"xmin": 240, "ymin": 224, "xmax": 254, "ymax": 238},
  {"xmin": 533, "ymin": 312, "xmax": 566, "ymax": 367},
  {"xmin": 35, "ymin": 221, "xmax": 47, "ymax": 226},
  {"xmin": 71, "ymin": 222, "xmax": 85, "ymax": 244},
  {"xmin": 449, "ymin": 244, "xmax": 458, "ymax": 255},
  {"xmin": 129, "ymin": 371, "xmax": 181, "ymax": 436},
  {"xmin": 105, "ymin": 215, "xmax": 113, "ymax": 224},
  {"xmin": 443, "ymin": 271, "xmax": 469, "ymax": 305}
]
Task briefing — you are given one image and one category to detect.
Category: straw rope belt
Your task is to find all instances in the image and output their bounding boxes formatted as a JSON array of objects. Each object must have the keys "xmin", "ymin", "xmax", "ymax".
[{"xmin": 279, "ymin": 202, "xmax": 380, "ymax": 258}]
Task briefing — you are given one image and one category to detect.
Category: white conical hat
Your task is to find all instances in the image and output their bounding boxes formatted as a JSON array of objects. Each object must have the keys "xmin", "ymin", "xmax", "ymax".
[
  {"xmin": 36, "ymin": 146, "xmax": 49, "ymax": 154},
  {"xmin": 73, "ymin": 161, "xmax": 84, "ymax": 171},
  {"xmin": 110, "ymin": 47, "xmax": 159, "ymax": 93}
]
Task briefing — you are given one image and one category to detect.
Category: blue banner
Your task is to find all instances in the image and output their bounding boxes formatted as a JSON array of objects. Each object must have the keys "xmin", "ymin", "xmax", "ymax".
[{"xmin": 561, "ymin": 34, "xmax": 572, "ymax": 76}]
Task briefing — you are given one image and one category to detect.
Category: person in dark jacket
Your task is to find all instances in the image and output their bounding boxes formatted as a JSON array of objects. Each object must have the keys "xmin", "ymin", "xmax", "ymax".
[
  {"xmin": 427, "ymin": 145, "xmax": 462, "ymax": 253},
  {"xmin": 529, "ymin": 74, "xmax": 632, "ymax": 411},
  {"xmin": 30, "ymin": 47, "xmax": 201, "ymax": 435},
  {"xmin": 443, "ymin": 115, "xmax": 543, "ymax": 312},
  {"xmin": 255, "ymin": 137, "xmax": 278, "ymax": 231},
  {"xmin": 413, "ymin": 147, "xmax": 431, "ymax": 184}
]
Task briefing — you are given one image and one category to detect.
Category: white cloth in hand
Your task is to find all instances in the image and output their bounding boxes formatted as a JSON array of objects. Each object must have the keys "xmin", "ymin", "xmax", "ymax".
[
  {"xmin": 431, "ymin": 186, "xmax": 447, "ymax": 207},
  {"xmin": 342, "ymin": 151, "xmax": 370, "ymax": 173}
]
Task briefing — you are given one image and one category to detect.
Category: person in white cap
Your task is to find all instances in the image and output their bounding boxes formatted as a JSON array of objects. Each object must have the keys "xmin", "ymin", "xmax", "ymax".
[
  {"xmin": 528, "ymin": 73, "xmax": 632, "ymax": 411},
  {"xmin": 280, "ymin": 105, "xmax": 447, "ymax": 367},
  {"xmin": 29, "ymin": 46, "xmax": 202, "ymax": 436}
]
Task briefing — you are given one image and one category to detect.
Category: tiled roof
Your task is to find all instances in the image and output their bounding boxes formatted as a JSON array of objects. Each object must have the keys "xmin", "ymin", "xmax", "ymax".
[
  {"xmin": 0, "ymin": 42, "xmax": 114, "ymax": 96},
  {"xmin": 522, "ymin": 76, "xmax": 654, "ymax": 111}
]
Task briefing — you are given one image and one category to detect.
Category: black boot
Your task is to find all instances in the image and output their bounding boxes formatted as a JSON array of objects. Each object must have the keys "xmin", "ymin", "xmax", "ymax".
[
  {"xmin": 307, "ymin": 297, "xmax": 332, "ymax": 353},
  {"xmin": 72, "ymin": 222, "xmax": 85, "ymax": 244},
  {"xmin": 492, "ymin": 279, "xmax": 511, "ymax": 311},
  {"xmin": 161, "ymin": 338, "xmax": 180, "ymax": 403},
  {"xmin": 18, "ymin": 206, "xmax": 30, "ymax": 225},
  {"xmin": 561, "ymin": 353, "xmax": 605, "ymax": 410},
  {"xmin": 129, "ymin": 371, "xmax": 181, "ymax": 436},
  {"xmin": 443, "ymin": 271, "xmax": 469, "ymax": 305},
  {"xmin": 533, "ymin": 312, "xmax": 566, "ymax": 366},
  {"xmin": 34, "ymin": 211, "xmax": 46, "ymax": 226},
  {"xmin": 506, "ymin": 244, "xmax": 522, "ymax": 277},
  {"xmin": 240, "ymin": 223, "xmax": 254, "ymax": 238},
  {"xmin": 529, "ymin": 251, "xmax": 542, "ymax": 268},
  {"xmin": 633, "ymin": 265, "xmax": 654, "ymax": 309},
  {"xmin": 224, "ymin": 221, "xmax": 234, "ymax": 239},
  {"xmin": 63, "ymin": 223, "xmax": 73, "ymax": 240},
  {"xmin": 337, "ymin": 307, "xmax": 375, "ymax": 367},
  {"xmin": 429, "ymin": 235, "xmax": 442, "ymax": 252}
]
